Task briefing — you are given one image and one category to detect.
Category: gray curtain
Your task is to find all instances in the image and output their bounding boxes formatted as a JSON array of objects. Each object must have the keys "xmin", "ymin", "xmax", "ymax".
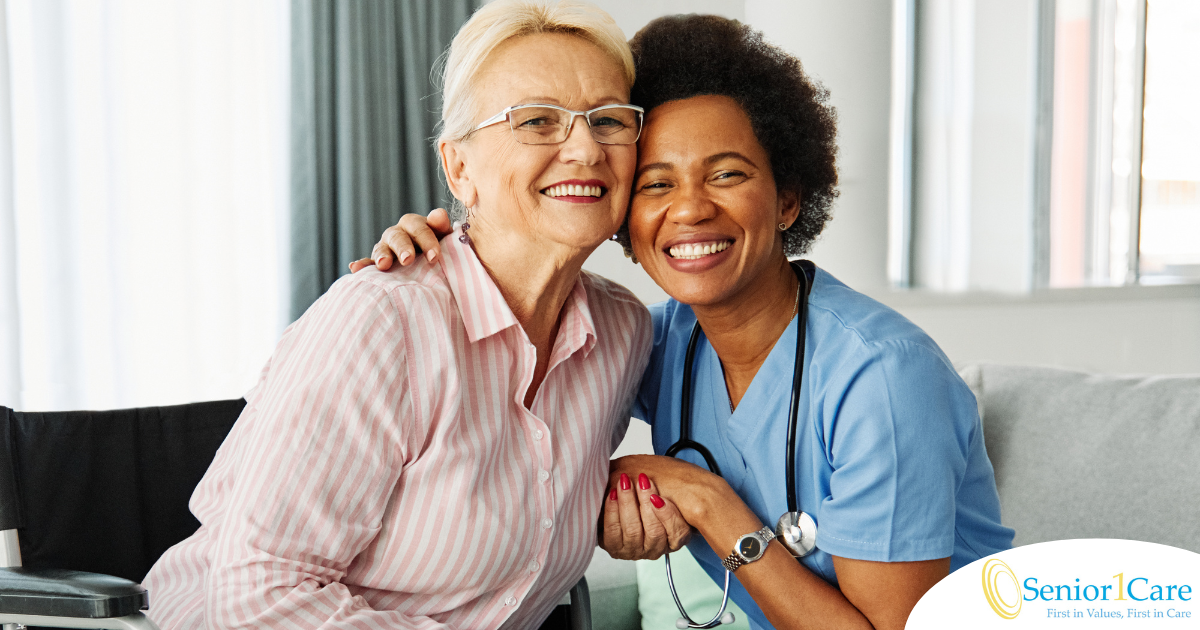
[{"xmin": 290, "ymin": 0, "xmax": 475, "ymax": 321}]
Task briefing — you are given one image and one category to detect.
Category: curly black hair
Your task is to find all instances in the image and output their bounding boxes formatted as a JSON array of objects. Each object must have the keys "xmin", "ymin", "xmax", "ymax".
[{"xmin": 614, "ymin": 14, "xmax": 838, "ymax": 258}]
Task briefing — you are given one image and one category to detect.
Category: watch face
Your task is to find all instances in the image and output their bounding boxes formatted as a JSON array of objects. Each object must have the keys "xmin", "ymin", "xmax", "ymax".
[{"xmin": 739, "ymin": 536, "xmax": 762, "ymax": 559}]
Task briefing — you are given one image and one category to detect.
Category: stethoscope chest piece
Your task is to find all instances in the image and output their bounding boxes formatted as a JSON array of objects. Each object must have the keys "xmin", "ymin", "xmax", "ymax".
[{"xmin": 775, "ymin": 510, "xmax": 818, "ymax": 558}]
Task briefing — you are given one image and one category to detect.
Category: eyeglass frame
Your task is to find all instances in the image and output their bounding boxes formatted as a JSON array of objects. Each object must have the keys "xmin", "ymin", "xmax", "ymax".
[{"xmin": 471, "ymin": 103, "xmax": 645, "ymax": 145}]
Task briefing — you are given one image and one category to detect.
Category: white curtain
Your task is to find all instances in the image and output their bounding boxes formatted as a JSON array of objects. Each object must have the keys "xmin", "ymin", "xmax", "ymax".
[
  {"xmin": 910, "ymin": 0, "xmax": 975, "ymax": 292},
  {"xmin": 0, "ymin": 0, "xmax": 289, "ymax": 411},
  {"xmin": 903, "ymin": 0, "xmax": 1039, "ymax": 293}
]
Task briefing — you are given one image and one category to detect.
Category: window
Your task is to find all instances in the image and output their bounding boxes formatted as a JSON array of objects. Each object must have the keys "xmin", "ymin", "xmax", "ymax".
[
  {"xmin": 890, "ymin": 0, "xmax": 1200, "ymax": 291},
  {"xmin": 1137, "ymin": 0, "xmax": 1200, "ymax": 283},
  {"xmin": 1, "ymin": 0, "xmax": 289, "ymax": 410}
]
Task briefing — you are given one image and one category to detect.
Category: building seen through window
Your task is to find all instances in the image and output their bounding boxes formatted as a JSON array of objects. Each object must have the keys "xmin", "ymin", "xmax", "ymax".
[{"xmin": 1047, "ymin": 0, "xmax": 1199, "ymax": 287}]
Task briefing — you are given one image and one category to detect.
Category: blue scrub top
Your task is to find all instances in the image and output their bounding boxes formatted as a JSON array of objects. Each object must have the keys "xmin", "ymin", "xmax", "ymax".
[{"xmin": 632, "ymin": 266, "xmax": 1014, "ymax": 630}]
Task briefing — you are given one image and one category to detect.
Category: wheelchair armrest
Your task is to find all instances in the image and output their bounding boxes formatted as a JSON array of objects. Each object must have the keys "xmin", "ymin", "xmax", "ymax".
[
  {"xmin": 0, "ymin": 567, "xmax": 148, "ymax": 618},
  {"xmin": 569, "ymin": 576, "xmax": 591, "ymax": 630}
]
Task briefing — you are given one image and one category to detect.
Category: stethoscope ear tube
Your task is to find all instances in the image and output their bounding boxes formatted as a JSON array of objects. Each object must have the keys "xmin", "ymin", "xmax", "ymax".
[
  {"xmin": 670, "ymin": 323, "xmax": 723, "ymax": 476},
  {"xmin": 785, "ymin": 261, "xmax": 810, "ymax": 517}
]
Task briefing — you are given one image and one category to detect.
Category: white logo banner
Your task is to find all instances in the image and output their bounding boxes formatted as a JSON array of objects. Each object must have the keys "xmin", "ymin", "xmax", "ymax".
[{"xmin": 907, "ymin": 539, "xmax": 1199, "ymax": 628}]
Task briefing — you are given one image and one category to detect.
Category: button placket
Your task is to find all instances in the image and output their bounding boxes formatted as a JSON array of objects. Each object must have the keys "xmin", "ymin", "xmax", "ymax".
[
  {"xmin": 535, "ymin": 439, "xmax": 555, "ymax": 543},
  {"xmin": 513, "ymin": 335, "xmax": 538, "ymax": 409},
  {"xmin": 501, "ymin": 550, "xmax": 546, "ymax": 614},
  {"xmin": 519, "ymin": 337, "xmax": 556, "ymax": 585},
  {"xmin": 527, "ymin": 415, "xmax": 554, "ymax": 534}
]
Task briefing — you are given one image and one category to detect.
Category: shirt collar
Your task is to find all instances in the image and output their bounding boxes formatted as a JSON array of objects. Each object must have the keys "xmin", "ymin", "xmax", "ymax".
[
  {"xmin": 440, "ymin": 226, "xmax": 597, "ymax": 356},
  {"xmin": 552, "ymin": 276, "xmax": 598, "ymax": 361},
  {"xmin": 441, "ymin": 226, "xmax": 521, "ymax": 342}
]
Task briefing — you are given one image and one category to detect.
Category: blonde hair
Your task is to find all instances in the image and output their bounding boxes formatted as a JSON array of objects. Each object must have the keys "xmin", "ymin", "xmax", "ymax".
[
  {"xmin": 432, "ymin": 2, "xmax": 633, "ymax": 218},
  {"xmin": 436, "ymin": 0, "xmax": 633, "ymax": 147}
]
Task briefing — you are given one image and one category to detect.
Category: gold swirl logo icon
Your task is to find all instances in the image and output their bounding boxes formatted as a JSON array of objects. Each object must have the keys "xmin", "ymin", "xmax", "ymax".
[{"xmin": 982, "ymin": 558, "xmax": 1022, "ymax": 619}]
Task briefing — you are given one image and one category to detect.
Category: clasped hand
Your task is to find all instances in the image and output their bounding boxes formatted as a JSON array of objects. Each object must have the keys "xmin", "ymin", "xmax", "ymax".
[{"xmin": 600, "ymin": 454, "xmax": 721, "ymax": 561}]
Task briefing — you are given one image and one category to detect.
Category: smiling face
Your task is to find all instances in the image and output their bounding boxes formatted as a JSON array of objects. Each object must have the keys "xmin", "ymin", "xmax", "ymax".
[
  {"xmin": 629, "ymin": 95, "xmax": 799, "ymax": 308},
  {"xmin": 440, "ymin": 32, "xmax": 636, "ymax": 255}
]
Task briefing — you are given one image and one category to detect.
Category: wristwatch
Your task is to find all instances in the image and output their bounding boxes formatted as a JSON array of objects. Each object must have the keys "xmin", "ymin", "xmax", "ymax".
[{"xmin": 721, "ymin": 525, "xmax": 776, "ymax": 571}]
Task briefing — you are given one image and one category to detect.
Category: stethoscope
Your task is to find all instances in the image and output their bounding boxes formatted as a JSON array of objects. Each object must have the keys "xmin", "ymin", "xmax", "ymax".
[{"xmin": 663, "ymin": 261, "xmax": 818, "ymax": 629}]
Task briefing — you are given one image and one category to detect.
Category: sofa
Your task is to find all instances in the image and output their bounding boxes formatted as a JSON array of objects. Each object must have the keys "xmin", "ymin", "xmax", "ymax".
[{"xmin": 582, "ymin": 363, "xmax": 1200, "ymax": 630}]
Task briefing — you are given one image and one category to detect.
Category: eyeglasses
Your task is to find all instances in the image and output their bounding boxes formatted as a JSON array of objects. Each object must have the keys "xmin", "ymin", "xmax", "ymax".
[{"xmin": 473, "ymin": 103, "xmax": 645, "ymax": 145}]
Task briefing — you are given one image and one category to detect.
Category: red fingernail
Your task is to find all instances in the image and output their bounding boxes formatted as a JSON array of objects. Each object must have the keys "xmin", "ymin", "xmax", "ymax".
[
  {"xmin": 619, "ymin": 473, "xmax": 631, "ymax": 491},
  {"xmin": 609, "ymin": 489, "xmax": 618, "ymax": 501},
  {"xmin": 638, "ymin": 473, "xmax": 650, "ymax": 490},
  {"xmin": 650, "ymin": 494, "xmax": 665, "ymax": 509}
]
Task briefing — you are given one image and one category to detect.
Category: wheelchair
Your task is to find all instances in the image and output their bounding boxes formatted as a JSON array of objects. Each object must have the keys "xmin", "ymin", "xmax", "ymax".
[{"xmin": 0, "ymin": 401, "xmax": 590, "ymax": 630}]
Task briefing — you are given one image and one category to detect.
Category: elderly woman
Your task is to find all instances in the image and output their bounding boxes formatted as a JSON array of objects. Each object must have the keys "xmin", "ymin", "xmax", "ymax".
[
  {"xmin": 141, "ymin": 2, "xmax": 668, "ymax": 628},
  {"xmin": 359, "ymin": 13, "xmax": 1014, "ymax": 630}
]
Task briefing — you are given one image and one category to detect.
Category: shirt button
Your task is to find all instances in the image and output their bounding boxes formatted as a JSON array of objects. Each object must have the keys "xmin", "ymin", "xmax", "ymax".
[
  {"xmin": 528, "ymin": 560, "xmax": 540, "ymax": 573},
  {"xmin": 541, "ymin": 517, "xmax": 554, "ymax": 529},
  {"xmin": 533, "ymin": 429, "xmax": 544, "ymax": 440},
  {"xmin": 504, "ymin": 596, "xmax": 518, "ymax": 607},
  {"xmin": 538, "ymin": 470, "xmax": 550, "ymax": 482}
]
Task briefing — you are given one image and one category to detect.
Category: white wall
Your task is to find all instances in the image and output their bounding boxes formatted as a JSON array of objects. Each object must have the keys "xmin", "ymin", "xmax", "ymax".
[
  {"xmin": 745, "ymin": 0, "xmax": 895, "ymax": 296},
  {"xmin": 583, "ymin": 0, "xmax": 1200, "ymax": 376},
  {"xmin": 882, "ymin": 284, "xmax": 1200, "ymax": 374},
  {"xmin": 584, "ymin": 0, "xmax": 743, "ymax": 40}
]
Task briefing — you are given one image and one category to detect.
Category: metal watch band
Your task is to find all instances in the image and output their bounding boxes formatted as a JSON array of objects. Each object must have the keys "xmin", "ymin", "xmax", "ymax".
[{"xmin": 721, "ymin": 526, "xmax": 776, "ymax": 572}]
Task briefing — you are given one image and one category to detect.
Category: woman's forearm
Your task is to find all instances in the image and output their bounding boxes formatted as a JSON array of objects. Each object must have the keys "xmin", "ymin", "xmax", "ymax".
[
  {"xmin": 611, "ymin": 454, "xmax": 938, "ymax": 629},
  {"xmin": 682, "ymin": 480, "xmax": 874, "ymax": 630}
]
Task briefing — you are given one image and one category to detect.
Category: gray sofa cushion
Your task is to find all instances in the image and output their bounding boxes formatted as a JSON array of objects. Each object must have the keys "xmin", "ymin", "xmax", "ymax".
[{"xmin": 960, "ymin": 364, "xmax": 1200, "ymax": 551}]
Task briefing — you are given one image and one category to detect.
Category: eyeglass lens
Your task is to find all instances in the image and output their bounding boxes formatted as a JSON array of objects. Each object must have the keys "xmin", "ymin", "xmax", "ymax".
[{"xmin": 508, "ymin": 106, "xmax": 641, "ymax": 145}]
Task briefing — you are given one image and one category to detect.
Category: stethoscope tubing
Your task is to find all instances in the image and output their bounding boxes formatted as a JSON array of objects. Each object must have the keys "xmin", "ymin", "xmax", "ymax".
[
  {"xmin": 663, "ymin": 261, "xmax": 814, "ymax": 628},
  {"xmin": 666, "ymin": 552, "xmax": 732, "ymax": 629},
  {"xmin": 785, "ymin": 262, "xmax": 810, "ymax": 514},
  {"xmin": 670, "ymin": 262, "xmax": 810, "ymax": 510}
]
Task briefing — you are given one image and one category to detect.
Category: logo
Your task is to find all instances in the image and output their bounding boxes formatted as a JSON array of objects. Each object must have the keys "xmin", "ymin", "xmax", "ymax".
[
  {"xmin": 907, "ymin": 540, "xmax": 1200, "ymax": 629},
  {"xmin": 982, "ymin": 558, "xmax": 1022, "ymax": 619}
]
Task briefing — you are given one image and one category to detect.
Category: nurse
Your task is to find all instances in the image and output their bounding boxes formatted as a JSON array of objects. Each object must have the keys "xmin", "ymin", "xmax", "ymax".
[{"xmin": 353, "ymin": 14, "xmax": 1013, "ymax": 630}]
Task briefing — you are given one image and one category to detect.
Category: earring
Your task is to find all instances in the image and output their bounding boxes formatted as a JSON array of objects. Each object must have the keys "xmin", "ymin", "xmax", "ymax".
[
  {"xmin": 778, "ymin": 222, "xmax": 788, "ymax": 231},
  {"xmin": 458, "ymin": 208, "xmax": 473, "ymax": 244},
  {"xmin": 459, "ymin": 218, "xmax": 472, "ymax": 244},
  {"xmin": 610, "ymin": 233, "xmax": 620, "ymax": 241}
]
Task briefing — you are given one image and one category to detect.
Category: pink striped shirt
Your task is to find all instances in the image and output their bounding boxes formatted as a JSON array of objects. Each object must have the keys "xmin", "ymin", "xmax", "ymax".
[{"xmin": 144, "ymin": 229, "xmax": 651, "ymax": 629}]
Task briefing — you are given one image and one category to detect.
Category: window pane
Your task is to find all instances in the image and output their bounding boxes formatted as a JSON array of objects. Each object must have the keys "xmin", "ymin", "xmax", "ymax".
[
  {"xmin": 1138, "ymin": 0, "xmax": 1200, "ymax": 283},
  {"xmin": 1047, "ymin": 0, "xmax": 1092, "ymax": 287},
  {"xmin": 1046, "ymin": 0, "xmax": 1145, "ymax": 287}
]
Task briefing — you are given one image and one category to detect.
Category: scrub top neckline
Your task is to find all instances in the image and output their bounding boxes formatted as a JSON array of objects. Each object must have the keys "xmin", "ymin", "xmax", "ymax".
[
  {"xmin": 698, "ymin": 312, "xmax": 803, "ymax": 493},
  {"xmin": 721, "ymin": 260, "xmax": 815, "ymax": 440},
  {"xmin": 717, "ymin": 313, "xmax": 801, "ymax": 434}
]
